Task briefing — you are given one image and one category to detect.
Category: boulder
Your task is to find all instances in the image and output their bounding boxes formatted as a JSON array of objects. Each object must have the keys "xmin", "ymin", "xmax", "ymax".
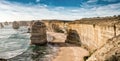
[{"xmin": 30, "ymin": 21, "xmax": 47, "ymax": 45}]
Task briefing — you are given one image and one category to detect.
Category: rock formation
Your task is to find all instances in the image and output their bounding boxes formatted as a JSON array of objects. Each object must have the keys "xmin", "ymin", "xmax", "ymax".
[
  {"xmin": 87, "ymin": 35, "xmax": 120, "ymax": 61},
  {"xmin": 27, "ymin": 27, "xmax": 31, "ymax": 33},
  {"xmin": 42, "ymin": 15, "xmax": 120, "ymax": 61},
  {"xmin": 12, "ymin": 21, "xmax": 20, "ymax": 29},
  {"xmin": 51, "ymin": 24, "xmax": 64, "ymax": 33},
  {"xmin": 65, "ymin": 29, "xmax": 81, "ymax": 46},
  {"xmin": 0, "ymin": 23, "xmax": 4, "ymax": 28},
  {"xmin": 42, "ymin": 20, "xmax": 71, "ymax": 33},
  {"xmin": 4, "ymin": 21, "xmax": 9, "ymax": 25},
  {"xmin": 30, "ymin": 21, "xmax": 47, "ymax": 45}
]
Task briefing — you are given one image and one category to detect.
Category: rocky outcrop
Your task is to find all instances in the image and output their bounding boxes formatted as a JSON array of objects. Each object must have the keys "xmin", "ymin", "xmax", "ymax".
[
  {"xmin": 51, "ymin": 23, "xmax": 64, "ymax": 33},
  {"xmin": 43, "ymin": 19, "xmax": 120, "ymax": 53},
  {"xmin": 12, "ymin": 21, "xmax": 20, "ymax": 29},
  {"xmin": 0, "ymin": 23, "xmax": 4, "ymax": 28},
  {"xmin": 42, "ymin": 20, "xmax": 71, "ymax": 33},
  {"xmin": 65, "ymin": 29, "xmax": 81, "ymax": 46},
  {"xmin": 4, "ymin": 21, "xmax": 9, "ymax": 25},
  {"xmin": 66, "ymin": 19, "xmax": 120, "ymax": 53},
  {"xmin": 87, "ymin": 35, "xmax": 120, "ymax": 61},
  {"xmin": 42, "ymin": 16, "xmax": 120, "ymax": 61},
  {"xmin": 30, "ymin": 21, "xmax": 47, "ymax": 45},
  {"xmin": 19, "ymin": 21, "xmax": 29, "ymax": 26}
]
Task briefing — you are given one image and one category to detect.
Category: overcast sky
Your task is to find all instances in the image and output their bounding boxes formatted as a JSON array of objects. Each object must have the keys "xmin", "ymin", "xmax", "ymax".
[{"xmin": 0, "ymin": 0, "xmax": 120, "ymax": 22}]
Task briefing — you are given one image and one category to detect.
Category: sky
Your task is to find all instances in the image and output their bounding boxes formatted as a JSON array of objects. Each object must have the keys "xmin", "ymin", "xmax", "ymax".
[{"xmin": 0, "ymin": 0, "xmax": 120, "ymax": 22}]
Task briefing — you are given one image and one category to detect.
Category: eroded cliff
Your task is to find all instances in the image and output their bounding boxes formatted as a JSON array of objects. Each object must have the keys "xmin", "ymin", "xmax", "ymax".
[{"xmin": 42, "ymin": 16, "xmax": 120, "ymax": 61}]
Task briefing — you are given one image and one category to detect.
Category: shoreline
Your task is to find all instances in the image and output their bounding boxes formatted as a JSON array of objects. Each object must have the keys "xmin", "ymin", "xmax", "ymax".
[
  {"xmin": 6, "ymin": 33, "xmax": 60, "ymax": 61},
  {"xmin": 0, "ymin": 32, "xmax": 89, "ymax": 61}
]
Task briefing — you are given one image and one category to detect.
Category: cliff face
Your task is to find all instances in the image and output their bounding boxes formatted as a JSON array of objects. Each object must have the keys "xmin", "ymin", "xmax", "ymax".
[
  {"xmin": 67, "ymin": 20, "xmax": 119, "ymax": 53},
  {"xmin": 87, "ymin": 34, "xmax": 120, "ymax": 61},
  {"xmin": 43, "ymin": 19, "xmax": 120, "ymax": 53},
  {"xmin": 42, "ymin": 17, "xmax": 120, "ymax": 61},
  {"xmin": 42, "ymin": 20, "xmax": 71, "ymax": 33}
]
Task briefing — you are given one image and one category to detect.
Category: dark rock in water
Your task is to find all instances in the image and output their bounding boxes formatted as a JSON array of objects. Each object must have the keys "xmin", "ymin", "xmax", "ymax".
[
  {"xmin": 27, "ymin": 28, "xmax": 31, "ymax": 33},
  {"xmin": 65, "ymin": 29, "xmax": 81, "ymax": 46},
  {"xmin": 0, "ymin": 58, "xmax": 7, "ymax": 61},
  {"xmin": 12, "ymin": 21, "xmax": 20, "ymax": 29},
  {"xmin": 0, "ymin": 23, "xmax": 4, "ymax": 28},
  {"xmin": 30, "ymin": 21, "xmax": 47, "ymax": 45}
]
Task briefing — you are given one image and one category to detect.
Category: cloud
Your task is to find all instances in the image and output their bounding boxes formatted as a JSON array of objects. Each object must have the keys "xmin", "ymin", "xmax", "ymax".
[
  {"xmin": 102, "ymin": 0, "xmax": 118, "ymax": 2},
  {"xmin": 72, "ymin": 3, "xmax": 120, "ymax": 17},
  {"xmin": 0, "ymin": 0, "xmax": 119, "ymax": 22},
  {"xmin": 87, "ymin": 0, "xmax": 98, "ymax": 3},
  {"xmin": 36, "ymin": 0, "xmax": 40, "ymax": 3}
]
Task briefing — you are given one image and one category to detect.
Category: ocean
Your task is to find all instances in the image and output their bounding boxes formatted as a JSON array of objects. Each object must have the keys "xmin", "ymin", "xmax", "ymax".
[{"xmin": 0, "ymin": 25, "xmax": 58, "ymax": 61}]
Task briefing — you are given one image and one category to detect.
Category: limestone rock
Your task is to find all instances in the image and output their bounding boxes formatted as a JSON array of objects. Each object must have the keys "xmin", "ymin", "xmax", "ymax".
[
  {"xmin": 87, "ymin": 35, "xmax": 120, "ymax": 61},
  {"xmin": 51, "ymin": 24, "xmax": 64, "ymax": 33},
  {"xmin": 0, "ymin": 23, "xmax": 4, "ymax": 28},
  {"xmin": 4, "ymin": 22, "xmax": 9, "ymax": 25},
  {"xmin": 27, "ymin": 27, "xmax": 31, "ymax": 33},
  {"xmin": 30, "ymin": 21, "xmax": 47, "ymax": 45},
  {"xmin": 12, "ymin": 21, "xmax": 20, "ymax": 29},
  {"xmin": 65, "ymin": 29, "xmax": 81, "ymax": 46}
]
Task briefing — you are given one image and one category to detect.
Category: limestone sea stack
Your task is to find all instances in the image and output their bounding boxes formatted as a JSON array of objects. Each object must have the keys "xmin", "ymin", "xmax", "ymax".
[
  {"xmin": 30, "ymin": 21, "xmax": 47, "ymax": 45},
  {"xmin": 0, "ymin": 23, "xmax": 4, "ymax": 28},
  {"xmin": 12, "ymin": 21, "xmax": 20, "ymax": 29},
  {"xmin": 65, "ymin": 29, "xmax": 81, "ymax": 46},
  {"xmin": 4, "ymin": 21, "xmax": 9, "ymax": 25}
]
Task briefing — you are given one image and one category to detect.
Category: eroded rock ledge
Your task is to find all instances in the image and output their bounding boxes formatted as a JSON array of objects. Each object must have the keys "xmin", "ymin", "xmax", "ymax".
[
  {"xmin": 87, "ymin": 35, "xmax": 120, "ymax": 61},
  {"xmin": 41, "ymin": 16, "xmax": 120, "ymax": 61}
]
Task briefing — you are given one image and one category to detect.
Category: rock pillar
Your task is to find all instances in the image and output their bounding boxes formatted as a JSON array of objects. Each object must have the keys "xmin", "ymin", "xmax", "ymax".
[
  {"xmin": 0, "ymin": 23, "xmax": 4, "ymax": 28},
  {"xmin": 12, "ymin": 21, "xmax": 20, "ymax": 29},
  {"xmin": 30, "ymin": 21, "xmax": 47, "ymax": 45},
  {"xmin": 65, "ymin": 29, "xmax": 81, "ymax": 46}
]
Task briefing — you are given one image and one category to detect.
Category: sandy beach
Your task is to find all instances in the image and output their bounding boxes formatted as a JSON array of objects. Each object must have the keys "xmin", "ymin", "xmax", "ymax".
[{"xmin": 47, "ymin": 32, "xmax": 89, "ymax": 61}]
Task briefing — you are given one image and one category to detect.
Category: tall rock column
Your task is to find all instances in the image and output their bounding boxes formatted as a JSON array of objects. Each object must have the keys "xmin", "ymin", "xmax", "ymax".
[
  {"xmin": 12, "ymin": 21, "xmax": 20, "ymax": 29},
  {"xmin": 30, "ymin": 21, "xmax": 47, "ymax": 45},
  {"xmin": 0, "ymin": 23, "xmax": 4, "ymax": 28},
  {"xmin": 65, "ymin": 29, "xmax": 81, "ymax": 46}
]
